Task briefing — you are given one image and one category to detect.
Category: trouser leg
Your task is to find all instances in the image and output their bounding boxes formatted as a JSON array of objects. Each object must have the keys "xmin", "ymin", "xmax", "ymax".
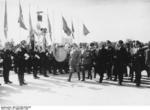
[
  {"xmin": 3, "ymin": 69, "xmax": 9, "ymax": 83},
  {"xmin": 82, "ymin": 69, "xmax": 85, "ymax": 81},
  {"xmin": 135, "ymin": 70, "xmax": 141, "ymax": 86},
  {"xmin": 99, "ymin": 72, "xmax": 104, "ymax": 83},
  {"xmin": 77, "ymin": 72, "xmax": 80, "ymax": 80},
  {"xmin": 68, "ymin": 72, "xmax": 73, "ymax": 81}
]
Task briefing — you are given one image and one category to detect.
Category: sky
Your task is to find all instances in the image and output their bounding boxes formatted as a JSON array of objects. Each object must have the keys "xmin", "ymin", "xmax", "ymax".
[{"xmin": 0, "ymin": 0, "xmax": 150, "ymax": 45}]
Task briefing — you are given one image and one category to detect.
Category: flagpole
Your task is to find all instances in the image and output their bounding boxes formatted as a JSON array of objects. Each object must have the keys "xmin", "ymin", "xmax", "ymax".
[
  {"xmin": 52, "ymin": 10, "xmax": 55, "ymax": 44},
  {"xmin": 18, "ymin": 0, "xmax": 21, "ymax": 43},
  {"xmin": 61, "ymin": 12, "xmax": 63, "ymax": 44},
  {"xmin": 71, "ymin": 17, "xmax": 74, "ymax": 44}
]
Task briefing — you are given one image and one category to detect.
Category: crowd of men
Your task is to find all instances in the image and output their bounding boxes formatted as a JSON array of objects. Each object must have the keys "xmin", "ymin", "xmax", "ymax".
[{"xmin": 0, "ymin": 39, "xmax": 150, "ymax": 87}]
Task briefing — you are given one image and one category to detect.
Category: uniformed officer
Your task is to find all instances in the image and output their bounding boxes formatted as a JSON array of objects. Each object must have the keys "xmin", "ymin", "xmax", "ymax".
[
  {"xmin": 105, "ymin": 40, "xmax": 114, "ymax": 80},
  {"xmin": 132, "ymin": 41, "xmax": 145, "ymax": 86},
  {"xmin": 17, "ymin": 46, "xmax": 28, "ymax": 86},
  {"xmin": 68, "ymin": 44, "xmax": 81, "ymax": 82},
  {"xmin": 39, "ymin": 48, "xmax": 49, "ymax": 77},
  {"xmin": 145, "ymin": 42, "xmax": 150, "ymax": 77},
  {"xmin": 30, "ymin": 48, "xmax": 40, "ymax": 79},
  {"xmin": 2, "ymin": 48, "xmax": 13, "ymax": 84},
  {"xmin": 95, "ymin": 42, "xmax": 107, "ymax": 83},
  {"xmin": 115, "ymin": 40, "xmax": 128, "ymax": 85},
  {"xmin": 80, "ymin": 45, "xmax": 93, "ymax": 81}
]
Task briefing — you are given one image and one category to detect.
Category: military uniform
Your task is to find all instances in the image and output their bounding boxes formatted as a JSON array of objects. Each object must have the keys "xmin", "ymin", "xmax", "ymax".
[
  {"xmin": 2, "ymin": 49, "xmax": 12, "ymax": 84},
  {"xmin": 132, "ymin": 47, "xmax": 145, "ymax": 86},
  {"xmin": 17, "ymin": 47, "xmax": 27, "ymax": 86},
  {"xmin": 145, "ymin": 48, "xmax": 150, "ymax": 77},
  {"xmin": 68, "ymin": 47, "xmax": 81, "ymax": 82},
  {"xmin": 95, "ymin": 47, "xmax": 107, "ymax": 83},
  {"xmin": 115, "ymin": 46, "xmax": 127, "ymax": 85},
  {"xmin": 105, "ymin": 46, "xmax": 114, "ymax": 80},
  {"xmin": 39, "ymin": 51, "xmax": 49, "ymax": 77},
  {"xmin": 80, "ymin": 48, "xmax": 93, "ymax": 81}
]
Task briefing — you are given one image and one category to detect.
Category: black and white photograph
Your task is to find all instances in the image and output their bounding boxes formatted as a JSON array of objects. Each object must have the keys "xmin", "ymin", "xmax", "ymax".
[{"xmin": 0, "ymin": 0, "xmax": 150, "ymax": 109}]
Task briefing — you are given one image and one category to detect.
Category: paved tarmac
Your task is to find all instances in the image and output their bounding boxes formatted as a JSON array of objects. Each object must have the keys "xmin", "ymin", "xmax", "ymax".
[{"xmin": 0, "ymin": 71, "xmax": 150, "ymax": 105}]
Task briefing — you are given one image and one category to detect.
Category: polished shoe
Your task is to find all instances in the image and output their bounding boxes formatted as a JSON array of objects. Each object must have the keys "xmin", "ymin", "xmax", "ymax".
[
  {"xmin": 113, "ymin": 79, "xmax": 117, "ymax": 81},
  {"xmin": 44, "ymin": 75, "xmax": 49, "ymax": 77},
  {"xmin": 5, "ymin": 82, "xmax": 8, "ymax": 84},
  {"xmin": 23, "ymin": 82, "xmax": 28, "ymax": 85},
  {"xmin": 118, "ymin": 82, "xmax": 122, "ymax": 85},
  {"xmin": 136, "ymin": 84, "xmax": 140, "ymax": 87},
  {"xmin": 8, "ymin": 81, "xmax": 13, "ymax": 84},
  {"xmin": 34, "ymin": 76, "xmax": 40, "ymax": 79},
  {"xmin": 67, "ymin": 79, "xmax": 71, "ymax": 82},
  {"xmin": 20, "ymin": 83, "xmax": 23, "ymax": 86}
]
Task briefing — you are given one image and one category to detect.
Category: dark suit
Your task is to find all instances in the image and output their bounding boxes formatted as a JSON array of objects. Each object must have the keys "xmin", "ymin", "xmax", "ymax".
[
  {"xmin": 115, "ymin": 46, "xmax": 127, "ymax": 85},
  {"xmin": 95, "ymin": 47, "xmax": 107, "ymax": 83}
]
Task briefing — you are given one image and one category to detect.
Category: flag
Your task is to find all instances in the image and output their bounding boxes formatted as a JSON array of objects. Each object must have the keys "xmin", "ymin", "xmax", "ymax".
[
  {"xmin": 62, "ymin": 16, "xmax": 71, "ymax": 36},
  {"xmin": 83, "ymin": 24, "xmax": 90, "ymax": 36},
  {"xmin": 29, "ymin": 7, "xmax": 34, "ymax": 51},
  {"xmin": 4, "ymin": 0, "xmax": 8, "ymax": 39},
  {"xmin": 29, "ymin": 7, "xmax": 33, "ymax": 36},
  {"xmin": 71, "ymin": 21, "xmax": 75, "ymax": 39},
  {"xmin": 47, "ymin": 14, "xmax": 52, "ymax": 41},
  {"xmin": 18, "ymin": 0, "xmax": 27, "ymax": 30}
]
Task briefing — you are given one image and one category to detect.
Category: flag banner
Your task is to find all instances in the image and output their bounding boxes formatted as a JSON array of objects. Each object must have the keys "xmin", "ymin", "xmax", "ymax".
[
  {"xmin": 29, "ymin": 8, "xmax": 33, "ymax": 36},
  {"xmin": 71, "ymin": 21, "xmax": 75, "ymax": 39},
  {"xmin": 4, "ymin": 0, "xmax": 8, "ymax": 39},
  {"xmin": 18, "ymin": 0, "xmax": 27, "ymax": 30},
  {"xmin": 47, "ymin": 14, "xmax": 52, "ymax": 41},
  {"xmin": 83, "ymin": 24, "xmax": 90, "ymax": 36},
  {"xmin": 62, "ymin": 16, "xmax": 71, "ymax": 36},
  {"xmin": 29, "ymin": 7, "xmax": 35, "ymax": 51}
]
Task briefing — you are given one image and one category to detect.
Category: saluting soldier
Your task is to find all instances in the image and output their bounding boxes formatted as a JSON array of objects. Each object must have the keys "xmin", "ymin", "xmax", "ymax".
[
  {"xmin": 2, "ymin": 48, "xmax": 13, "ymax": 84},
  {"xmin": 30, "ymin": 48, "xmax": 40, "ymax": 79},
  {"xmin": 17, "ymin": 46, "xmax": 28, "ymax": 86}
]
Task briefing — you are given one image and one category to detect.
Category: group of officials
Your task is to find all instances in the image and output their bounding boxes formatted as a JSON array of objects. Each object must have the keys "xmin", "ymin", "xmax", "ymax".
[{"xmin": 0, "ymin": 39, "xmax": 150, "ymax": 87}]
